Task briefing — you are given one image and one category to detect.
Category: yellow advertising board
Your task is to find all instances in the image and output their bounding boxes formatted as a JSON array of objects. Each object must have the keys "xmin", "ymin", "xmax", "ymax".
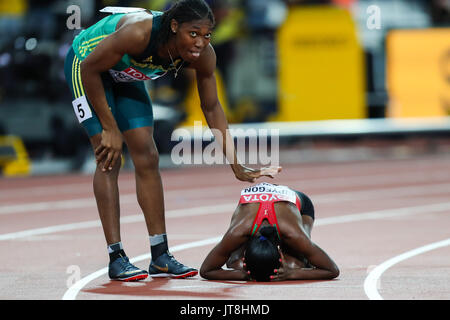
[
  {"xmin": 274, "ymin": 6, "xmax": 365, "ymax": 121},
  {"xmin": 179, "ymin": 69, "xmax": 232, "ymax": 127},
  {"xmin": 0, "ymin": 0, "xmax": 27, "ymax": 15},
  {"xmin": 387, "ymin": 29, "xmax": 450, "ymax": 118},
  {"xmin": 0, "ymin": 135, "xmax": 30, "ymax": 176}
]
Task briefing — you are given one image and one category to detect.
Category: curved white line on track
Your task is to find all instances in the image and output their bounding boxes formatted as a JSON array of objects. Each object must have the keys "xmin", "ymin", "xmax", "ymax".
[
  {"xmin": 62, "ymin": 236, "xmax": 222, "ymax": 300},
  {"xmin": 61, "ymin": 202, "xmax": 450, "ymax": 300},
  {"xmin": 364, "ymin": 238, "xmax": 450, "ymax": 300}
]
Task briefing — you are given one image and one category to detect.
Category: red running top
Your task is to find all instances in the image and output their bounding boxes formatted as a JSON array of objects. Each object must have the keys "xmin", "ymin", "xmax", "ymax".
[{"xmin": 238, "ymin": 183, "xmax": 301, "ymax": 238}]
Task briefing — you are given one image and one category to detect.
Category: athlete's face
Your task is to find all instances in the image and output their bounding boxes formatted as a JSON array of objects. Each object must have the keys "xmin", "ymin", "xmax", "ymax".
[{"xmin": 171, "ymin": 19, "xmax": 213, "ymax": 62}]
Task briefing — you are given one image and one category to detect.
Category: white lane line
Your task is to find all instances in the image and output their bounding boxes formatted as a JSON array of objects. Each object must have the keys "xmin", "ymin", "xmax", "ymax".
[
  {"xmin": 2, "ymin": 181, "xmax": 450, "ymax": 216},
  {"xmin": 60, "ymin": 202, "xmax": 450, "ymax": 300},
  {"xmin": 311, "ymin": 183, "xmax": 450, "ymax": 204},
  {"xmin": 2, "ymin": 201, "xmax": 450, "ymax": 241},
  {"xmin": 314, "ymin": 202, "xmax": 450, "ymax": 226},
  {"xmin": 0, "ymin": 182, "xmax": 111, "ymax": 200},
  {"xmin": 0, "ymin": 203, "xmax": 235, "ymax": 241},
  {"xmin": 364, "ymin": 238, "xmax": 450, "ymax": 300},
  {"xmin": 62, "ymin": 236, "xmax": 222, "ymax": 300},
  {"xmin": 0, "ymin": 220, "xmax": 102, "ymax": 241},
  {"xmin": 2, "ymin": 201, "xmax": 450, "ymax": 242}
]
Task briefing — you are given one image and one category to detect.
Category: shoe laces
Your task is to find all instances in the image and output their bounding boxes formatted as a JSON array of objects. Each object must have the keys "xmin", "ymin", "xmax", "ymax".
[
  {"xmin": 166, "ymin": 252, "xmax": 183, "ymax": 266},
  {"xmin": 117, "ymin": 255, "xmax": 137, "ymax": 271}
]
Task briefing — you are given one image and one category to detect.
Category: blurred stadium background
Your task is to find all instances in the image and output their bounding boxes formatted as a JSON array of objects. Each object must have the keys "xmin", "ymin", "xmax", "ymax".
[{"xmin": 0, "ymin": 0, "xmax": 449, "ymax": 176}]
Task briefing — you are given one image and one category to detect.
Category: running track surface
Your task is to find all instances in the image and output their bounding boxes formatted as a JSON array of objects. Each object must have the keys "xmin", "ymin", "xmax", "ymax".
[{"xmin": 1, "ymin": 154, "xmax": 449, "ymax": 300}]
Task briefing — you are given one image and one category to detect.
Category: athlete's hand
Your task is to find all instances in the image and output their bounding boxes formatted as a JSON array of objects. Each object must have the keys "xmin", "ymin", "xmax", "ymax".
[
  {"xmin": 270, "ymin": 247, "xmax": 290, "ymax": 281},
  {"xmin": 95, "ymin": 128, "xmax": 123, "ymax": 172},
  {"xmin": 242, "ymin": 258, "xmax": 255, "ymax": 281},
  {"xmin": 231, "ymin": 165, "xmax": 282, "ymax": 183}
]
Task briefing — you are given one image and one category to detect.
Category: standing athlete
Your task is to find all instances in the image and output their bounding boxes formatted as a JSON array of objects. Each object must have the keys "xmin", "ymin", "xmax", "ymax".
[{"xmin": 64, "ymin": 0, "xmax": 281, "ymax": 281}]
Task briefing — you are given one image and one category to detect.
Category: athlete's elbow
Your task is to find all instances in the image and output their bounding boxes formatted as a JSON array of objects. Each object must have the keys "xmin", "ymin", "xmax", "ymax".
[
  {"xmin": 200, "ymin": 270, "xmax": 214, "ymax": 280},
  {"xmin": 80, "ymin": 60, "xmax": 88, "ymax": 73},
  {"xmin": 80, "ymin": 59, "xmax": 103, "ymax": 76},
  {"xmin": 199, "ymin": 264, "xmax": 211, "ymax": 279},
  {"xmin": 329, "ymin": 265, "xmax": 340, "ymax": 279},
  {"xmin": 80, "ymin": 60, "xmax": 102, "ymax": 84},
  {"xmin": 200, "ymin": 100, "xmax": 220, "ymax": 114},
  {"xmin": 79, "ymin": 60, "xmax": 91, "ymax": 80}
]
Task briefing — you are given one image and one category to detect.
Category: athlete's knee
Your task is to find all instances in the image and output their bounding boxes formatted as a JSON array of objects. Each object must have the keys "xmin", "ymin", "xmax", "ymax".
[
  {"xmin": 132, "ymin": 143, "xmax": 160, "ymax": 173},
  {"xmin": 94, "ymin": 159, "xmax": 121, "ymax": 180},
  {"xmin": 124, "ymin": 127, "xmax": 160, "ymax": 173}
]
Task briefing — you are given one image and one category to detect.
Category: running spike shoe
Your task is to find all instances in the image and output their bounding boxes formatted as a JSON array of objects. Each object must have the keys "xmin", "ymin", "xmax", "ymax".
[
  {"xmin": 108, "ymin": 255, "xmax": 148, "ymax": 281},
  {"xmin": 149, "ymin": 251, "xmax": 198, "ymax": 279}
]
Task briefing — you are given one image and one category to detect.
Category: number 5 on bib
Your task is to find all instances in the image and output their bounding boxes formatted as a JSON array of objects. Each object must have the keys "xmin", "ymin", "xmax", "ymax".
[{"xmin": 72, "ymin": 95, "xmax": 93, "ymax": 123}]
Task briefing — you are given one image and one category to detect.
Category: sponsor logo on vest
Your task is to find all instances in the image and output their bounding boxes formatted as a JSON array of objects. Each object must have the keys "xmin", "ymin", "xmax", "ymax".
[
  {"xmin": 109, "ymin": 67, "xmax": 150, "ymax": 82},
  {"xmin": 241, "ymin": 194, "xmax": 289, "ymax": 202}
]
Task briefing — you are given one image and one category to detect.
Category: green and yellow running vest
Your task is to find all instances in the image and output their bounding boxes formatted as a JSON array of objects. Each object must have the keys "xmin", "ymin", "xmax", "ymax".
[{"xmin": 72, "ymin": 10, "xmax": 182, "ymax": 82}]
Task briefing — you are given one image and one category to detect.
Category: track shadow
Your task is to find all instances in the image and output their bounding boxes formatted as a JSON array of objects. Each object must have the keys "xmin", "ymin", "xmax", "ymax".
[
  {"xmin": 208, "ymin": 279, "xmax": 337, "ymax": 286},
  {"xmin": 82, "ymin": 278, "xmax": 236, "ymax": 299}
]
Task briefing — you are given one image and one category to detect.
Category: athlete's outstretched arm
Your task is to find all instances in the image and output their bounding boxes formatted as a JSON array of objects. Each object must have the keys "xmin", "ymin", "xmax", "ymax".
[
  {"xmin": 191, "ymin": 45, "xmax": 281, "ymax": 182},
  {"xmin": 200, "ymin": 227, "xmax": 250, "ymax": 280},
  {"xmin": 80, "ymin": 21, "xmax": 149, "ymax": 171}
]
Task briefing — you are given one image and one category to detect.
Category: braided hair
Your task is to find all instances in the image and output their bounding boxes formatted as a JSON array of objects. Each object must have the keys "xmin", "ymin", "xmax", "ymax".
[
  {"xmin": 155, "ymin": 0, "xmax": 215, "ymax": 47},
  {"xmin": 244, "ymin": 225, "xmax": 281, "ymax": 282}
]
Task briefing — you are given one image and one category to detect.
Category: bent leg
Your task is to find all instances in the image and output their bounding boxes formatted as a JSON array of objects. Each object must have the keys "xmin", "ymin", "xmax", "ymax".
[
  {"xmin": 90, "ymin": 133, "xmax": 122, "ymax": 245},
  {"xmin": 65, "ymin": 50, "xmax": 121, "ymax": 245}
]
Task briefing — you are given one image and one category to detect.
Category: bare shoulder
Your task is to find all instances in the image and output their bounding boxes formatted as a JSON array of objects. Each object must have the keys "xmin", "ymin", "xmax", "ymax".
[
  {"xmin": 113, "ymin": 12, "xmax": 154, "ymax": 55},
  {"xmin": 188, "ymin": 44, "xmax": 217, "ymax": 76},
  {"xmin": 230, "ymin": 204, "xmax": 256, "ymax": 228}
]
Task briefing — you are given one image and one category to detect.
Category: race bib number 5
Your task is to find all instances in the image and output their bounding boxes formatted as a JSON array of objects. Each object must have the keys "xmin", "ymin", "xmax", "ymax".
[{"xmin": 72, "ymin": 95, "xmax": 93, "ymax": 123}]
